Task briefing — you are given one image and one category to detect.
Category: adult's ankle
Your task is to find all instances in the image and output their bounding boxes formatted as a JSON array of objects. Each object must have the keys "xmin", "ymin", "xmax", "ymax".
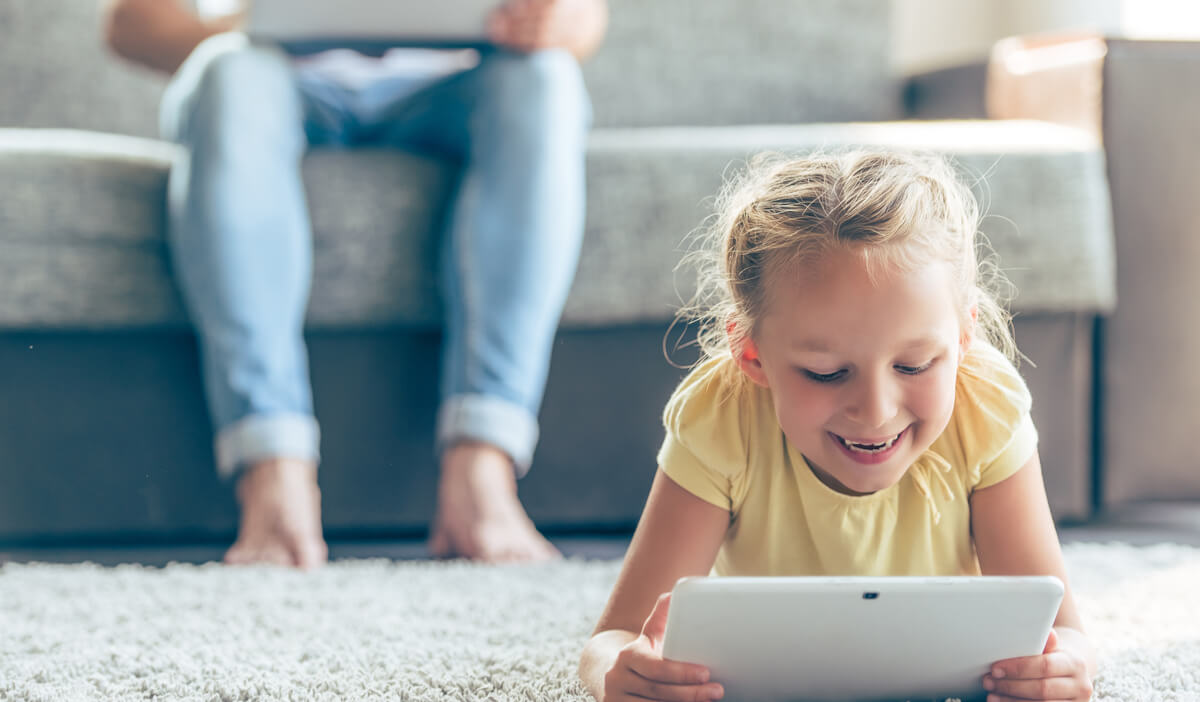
[{"xmin": 236, "ymin": 456, "xmax": 318, "ymax": 502}]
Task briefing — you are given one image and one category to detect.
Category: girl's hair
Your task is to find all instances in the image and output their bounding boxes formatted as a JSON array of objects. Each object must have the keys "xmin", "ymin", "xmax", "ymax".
[{"xmin": 677, "ymin": 149, "xmax": 1016, "ymax": 371}]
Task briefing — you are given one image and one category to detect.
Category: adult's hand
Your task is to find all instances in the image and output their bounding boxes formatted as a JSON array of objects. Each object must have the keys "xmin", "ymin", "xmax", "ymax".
[
  {"xmin": 488, "ymin": 0, "xmax": 609, "ymax": 61},
  {"xmin": 103, "ymin": 0, "xmax": 241, "ymax": 75}
]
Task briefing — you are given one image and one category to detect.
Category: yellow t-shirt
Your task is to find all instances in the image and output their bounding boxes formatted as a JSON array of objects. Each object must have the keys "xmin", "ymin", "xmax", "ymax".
[{"xmin": 657, "ymin": 342, "xmax": 1038, "ymax": 577}]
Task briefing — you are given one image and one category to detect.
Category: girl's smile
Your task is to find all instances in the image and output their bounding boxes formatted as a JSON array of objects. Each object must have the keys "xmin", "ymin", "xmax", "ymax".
[{"xmin": 829, "ymin": 425, "xmax": 910, "ymax": 465}]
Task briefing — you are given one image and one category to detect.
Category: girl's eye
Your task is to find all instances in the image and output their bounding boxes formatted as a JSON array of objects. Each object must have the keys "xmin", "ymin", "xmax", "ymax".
[
  {"xmin": 802, "ymin": 369, "xmax": 846, "ymax": 384},
  {"xmin": 895, "ymin": 360, "xmax": 934, "ymax": 375}
]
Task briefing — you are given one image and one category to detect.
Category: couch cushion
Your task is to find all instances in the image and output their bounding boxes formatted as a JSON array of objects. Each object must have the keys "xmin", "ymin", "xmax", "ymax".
[
  {"xmin": 581, "ymin": 0, "xmax": 900, "ymax": 127},
  {"xmin": 582, "ymin": 120, "xmax": 1116, "ymax": 322},
  {"xmin": 0, "ymin": 0, "xmax": 165, "ymax": 138},
  {"xmin": 0, "ymin": 129, "xmax": 454, "ymax": 330},
  {"xmin": 0, "ymin": 121, "xmax": 1113, "ymax": 330},
  {"xmin": 0, "ymin": 0, "xmax": 899, "ymax": 135}
]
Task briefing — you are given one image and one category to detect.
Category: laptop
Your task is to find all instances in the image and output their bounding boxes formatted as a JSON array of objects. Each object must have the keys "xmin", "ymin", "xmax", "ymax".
[
  {"xmin": 246, "ymin": 0, "xmax": 507, "ymax": 53},
  {"xmin": 661, "ymin": 575, "xmax": 1064, "ymax": 702}
]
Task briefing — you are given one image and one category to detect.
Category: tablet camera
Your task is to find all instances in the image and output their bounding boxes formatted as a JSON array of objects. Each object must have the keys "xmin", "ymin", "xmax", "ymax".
[{"xmin": 862, "ymin": 592, "xmax": 879, "ymax": 600}]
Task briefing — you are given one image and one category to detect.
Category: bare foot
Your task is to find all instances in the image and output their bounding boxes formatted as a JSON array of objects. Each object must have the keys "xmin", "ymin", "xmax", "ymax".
[
  {"xmin": 428, "ymin": 442, "xmax": 561, "ymax": 563},
  {"xmin": 224, "ymin": 457, "xmax": 328, "ymax": 569}
]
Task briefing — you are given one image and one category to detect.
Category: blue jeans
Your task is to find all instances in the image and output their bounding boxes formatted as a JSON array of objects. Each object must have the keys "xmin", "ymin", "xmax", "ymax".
[{"xmin": 159, "ymin": 34, "xmax": 590, "ymax": 480}]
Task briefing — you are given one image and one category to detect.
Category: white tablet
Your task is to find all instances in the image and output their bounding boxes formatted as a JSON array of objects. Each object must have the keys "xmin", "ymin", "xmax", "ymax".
[
  {"xmin": 247, "ymin": 0, "xmax": 506, "ymax": 51},
  {"xmin": 662, "ymin": 576, "xmax": 1064, "ymax": 702}
]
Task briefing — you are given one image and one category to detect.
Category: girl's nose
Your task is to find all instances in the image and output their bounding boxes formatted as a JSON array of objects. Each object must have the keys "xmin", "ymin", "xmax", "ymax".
[{"xmin": 846, "ymin": 377, "xmax": 898, "ymax": 429}]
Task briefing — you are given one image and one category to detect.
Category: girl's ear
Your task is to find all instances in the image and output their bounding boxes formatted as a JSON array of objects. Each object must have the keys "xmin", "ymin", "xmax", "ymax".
[
  {"xmin": 728, "ymin": 320, "xmax": 770, "ymax": 387},
  {"xmin": 736, "ymin": 337, "xmax": 770, "ymax": 387},
  {"xmin": 959, "ymin": 305, "xmax": 978, "ymax": 361}
]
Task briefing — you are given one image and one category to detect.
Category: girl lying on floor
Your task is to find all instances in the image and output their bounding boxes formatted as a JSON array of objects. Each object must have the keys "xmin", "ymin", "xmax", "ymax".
[{"xmin": 579, "ymin": 149, "xmax": 1095, "ymax": 702}]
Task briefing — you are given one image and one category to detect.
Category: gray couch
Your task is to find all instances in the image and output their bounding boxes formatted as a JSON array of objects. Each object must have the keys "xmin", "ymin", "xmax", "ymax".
[
  {"xmin": 1097, "ymin": 39, "xmax": 1200, "ymax": 511},
  {"xmin": 0, "ymin": 0, "xmax": 1115, "ymax": 544},
  {"xmin": 909, "ymin": 38, "xmax": 1200, "ymax": 517}
]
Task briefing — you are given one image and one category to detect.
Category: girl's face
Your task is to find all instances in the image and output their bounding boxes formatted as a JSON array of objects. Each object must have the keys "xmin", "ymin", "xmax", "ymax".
[{"xmin": 737, "ymin": 247, "xmax": 972, "ymax": 496}]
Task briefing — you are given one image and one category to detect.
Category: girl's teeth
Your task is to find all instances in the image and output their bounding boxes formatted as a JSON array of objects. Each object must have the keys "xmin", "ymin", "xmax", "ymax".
[{"xmin": 840, "ymin": 432, "xmax": 901, "ymax": 453}]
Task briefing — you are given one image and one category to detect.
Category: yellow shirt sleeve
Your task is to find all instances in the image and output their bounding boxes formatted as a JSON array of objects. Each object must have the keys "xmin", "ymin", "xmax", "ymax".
[
  {"xmin": 976, "ymin": 411, "xmax": 1039, "ymax": 489},
  {"xmin": 656, "ymin": 357, "xmax": 749, "ymax": 513},
  {"xmin": 955, "ymin": 343, "xmax": 1040, "ymax": 491}
]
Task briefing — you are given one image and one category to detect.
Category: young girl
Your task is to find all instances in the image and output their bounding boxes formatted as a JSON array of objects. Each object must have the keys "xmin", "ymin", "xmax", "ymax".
[{"xmin": 579, "ymin": 150, "xmax": 1096, "ymax": 702}]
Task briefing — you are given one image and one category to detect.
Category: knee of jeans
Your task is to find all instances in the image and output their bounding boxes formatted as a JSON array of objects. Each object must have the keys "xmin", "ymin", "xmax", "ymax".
[
  {"xmin": 478, "ymin": 49, "xmax": 591, "ymax": 135},
  {"xmin": 171, "ymin": 40, "xmax": 304, "ymax": 150}
]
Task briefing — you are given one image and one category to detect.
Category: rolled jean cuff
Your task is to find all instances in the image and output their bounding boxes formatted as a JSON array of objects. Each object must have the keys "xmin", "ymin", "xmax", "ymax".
[
  {"xmin": 436, "ymin": 394, "xmax": 539, "ymax": 478},
  {"xmin": 215, "ymin": 412, "xmax": 321, "ymax": 480}
]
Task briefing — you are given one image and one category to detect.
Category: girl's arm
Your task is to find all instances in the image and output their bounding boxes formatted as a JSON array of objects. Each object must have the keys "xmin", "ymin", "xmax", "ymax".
[
  {"xmin": 970, "ymin": 451, "xmax": 1096, "ymax": 701},
  {"xmin": 579, "ymin": 469, "xmax": 729, "ymax": 702}
]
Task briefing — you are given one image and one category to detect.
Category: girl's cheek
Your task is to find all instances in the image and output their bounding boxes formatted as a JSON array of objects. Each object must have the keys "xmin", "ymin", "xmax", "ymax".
[
  {"xmin": 914, "ymin": 369, "xmax": 957, "ymax": 424},
  {"xmin": 781, "ymin": 383, "xmax": 835, "ymax": 428}
]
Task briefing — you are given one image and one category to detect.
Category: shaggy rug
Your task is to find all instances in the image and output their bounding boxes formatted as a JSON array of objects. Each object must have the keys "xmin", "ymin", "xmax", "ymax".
[{"xmin": 1, "ymin": 543, "xmax": 1197, "ymax": 701}]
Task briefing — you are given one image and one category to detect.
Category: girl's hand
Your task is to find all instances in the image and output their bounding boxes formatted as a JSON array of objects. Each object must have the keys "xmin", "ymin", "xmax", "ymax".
[
  {"xmin": 603, "ymin": 593, "xmax": 724, "ymax": 702},
  {"xmin": 982, "ymin": 628, "xmax": 1094, "ymax": 701}
]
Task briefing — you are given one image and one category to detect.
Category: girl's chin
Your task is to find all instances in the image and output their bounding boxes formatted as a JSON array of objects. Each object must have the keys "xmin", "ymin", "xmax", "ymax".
[
  {"xmin": 815, "ymin": 453, "xmax": 912, "ymax": 496},
  {"xmin": 841, "ymin": 472, "xmax": 904, "ymax": 495},
  {"xmin": 808, "ymin": 460, "xmax": 901, "ymax": 497}
]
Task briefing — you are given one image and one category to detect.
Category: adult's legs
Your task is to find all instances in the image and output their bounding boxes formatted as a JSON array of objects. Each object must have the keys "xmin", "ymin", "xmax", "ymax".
[
  {"xmin": 160, "ymin": 33, "xmax": 349, "ymax": 567},
  {"xmin": 363, "ymin": 49, "xmax": 591, "ymax": 560}
]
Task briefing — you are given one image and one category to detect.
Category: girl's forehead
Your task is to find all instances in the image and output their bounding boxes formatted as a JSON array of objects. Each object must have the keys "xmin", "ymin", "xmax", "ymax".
[
  {"xmin": 773, "ymin": 247, "xmax": 947, "ymax": 299},
  {"xmin": 761, "ymin": 251, "xmax": 963, "ymax": 344}
]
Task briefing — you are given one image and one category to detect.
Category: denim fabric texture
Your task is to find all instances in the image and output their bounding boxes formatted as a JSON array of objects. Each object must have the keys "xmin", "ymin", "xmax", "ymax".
[{"xmin": 160, "ymin": 33, "xmax": 591, "ymax": 478}]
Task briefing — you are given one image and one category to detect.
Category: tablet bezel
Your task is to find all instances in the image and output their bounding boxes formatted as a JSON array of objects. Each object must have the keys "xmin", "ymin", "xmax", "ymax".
[
  {"xmin": 661, "ymin": 575, "xmax": 1064, "ymax": 702},
  {"xmin": 246, "ymin": 0, "xmax": 505, "ymax": 50}
]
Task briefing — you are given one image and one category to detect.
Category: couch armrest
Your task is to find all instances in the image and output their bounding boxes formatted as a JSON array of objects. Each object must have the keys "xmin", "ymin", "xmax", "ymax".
[{"xmin": 1100, "ymin": 39, "xmax": 1200, "ymax": 507}]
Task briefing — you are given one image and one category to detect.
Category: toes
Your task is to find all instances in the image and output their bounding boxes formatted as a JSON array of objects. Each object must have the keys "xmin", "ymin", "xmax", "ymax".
[
  {"xmin": 426, "ymin": 508, "xmax": 560, "ymax": 563},
  {"xmin": 224, "ymin": 541, "xmax": 293, "ymax": 567},
  {"xmin": 294, "ymin": 538, "xmax": 328, "ymax": 570},
  {"xmin": 259, "ymin": 544, "xmax": 293, "ymax": 567},
  {"xmin": 224, "ymin": 542, "xmax": 251, "ymax": 565},
  {"xmin": 511, "ymin": 538, "xmax": 561, "ymax": 564},
  {"xmin": 538, "ymin": 539, "xmax": 563, "ymax": 562},
  {"xmin": 474, "ymin": 528, "xmax": 560, "ymax": 564},
  {"xmin": 428, "ymin": 522, "xmax": 453, "ymax": 559}
]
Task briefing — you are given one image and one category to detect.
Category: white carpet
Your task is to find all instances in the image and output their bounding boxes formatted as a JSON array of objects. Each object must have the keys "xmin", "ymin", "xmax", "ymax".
[{"xmin": 1, "ymin": 543, "xmax": 1198, "ymax": 701}]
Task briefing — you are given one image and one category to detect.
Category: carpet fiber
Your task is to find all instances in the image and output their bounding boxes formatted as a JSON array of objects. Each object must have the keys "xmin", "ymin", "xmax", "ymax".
[{"xmin": 2, "ymin": 543, "xmax": 1198, "ymax": 701}]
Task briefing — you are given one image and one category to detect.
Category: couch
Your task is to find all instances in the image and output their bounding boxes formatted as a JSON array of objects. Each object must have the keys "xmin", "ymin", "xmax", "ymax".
[
  {"xmin": 909, "ymin": 36, "xmax": 1200, "ymax": 517},
  {"xmin": 0, "ymin": 0, "xmax": 1115, "ymax": 544}
]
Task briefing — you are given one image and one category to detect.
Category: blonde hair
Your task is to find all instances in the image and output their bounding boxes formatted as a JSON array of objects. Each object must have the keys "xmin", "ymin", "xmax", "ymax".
[{"xmin": 676, "ymin": 149, "xmax": 1016, "ymax": 371}]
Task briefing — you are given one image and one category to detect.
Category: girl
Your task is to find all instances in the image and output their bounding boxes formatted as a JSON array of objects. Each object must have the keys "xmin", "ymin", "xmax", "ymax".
[{"xmin": 579, "ymin": 150, "xmax": 1095, "ymax": 702}]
